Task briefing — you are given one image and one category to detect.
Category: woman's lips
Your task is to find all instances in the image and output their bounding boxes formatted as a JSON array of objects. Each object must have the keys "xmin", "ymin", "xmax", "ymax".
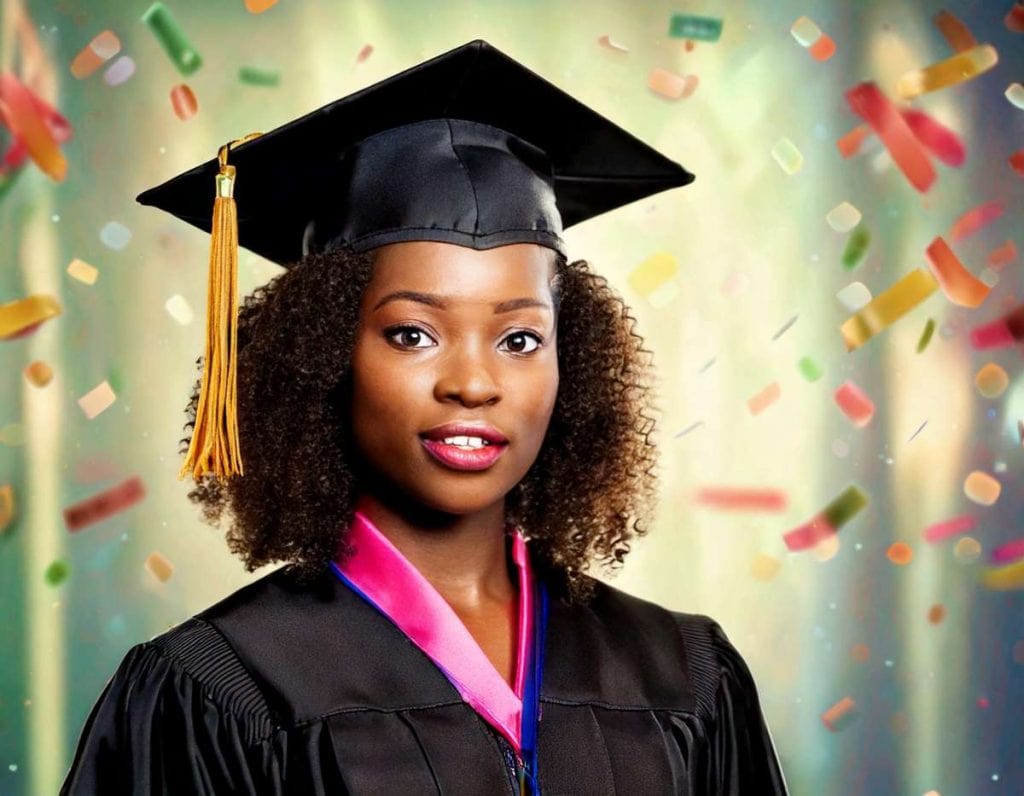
[{"xmin": 420, "ymin": 438, "xmax": 508, "ymax": 471}]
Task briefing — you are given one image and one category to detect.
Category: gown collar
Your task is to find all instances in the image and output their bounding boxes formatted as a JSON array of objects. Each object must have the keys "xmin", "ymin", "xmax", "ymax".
[{"xmin": 330, "ymin": 504, "xmax": 534, "ymax": 754}]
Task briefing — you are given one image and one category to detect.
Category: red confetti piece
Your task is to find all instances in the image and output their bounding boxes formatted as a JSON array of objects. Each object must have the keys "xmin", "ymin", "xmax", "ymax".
[
  {"xmin": 949, "ymin": 200, "xmax": 1003, "ymax": 242},
  {"xmin": 1010, "ymin": 150, "xmax": 1024, "ymax": 177},
  {"xmin": 809, "ymin": 33, "xmax": 836, "ymax": 61},
  {"xmin": 784, "ymin": 517, "xmax": 836, "ymax": 551},
  {"xmin": 925, "ymin": 236, "xmax": 990, "ymax": 308},
  {"xmin": 991, "ymin": 538, "xmax": 1024, "ymax": 564},
  {"xmin": 695, "ymin": 487, "xmax": 788, "ymax": 512},
  {"xmin": 923, "ymin": 514, "xmax": 977, "ymax": 543},
  {"xmin": 934, "ymin": 9, "xmax": 977, "ymax": 52},
  {"xmin": 170, "ymin": 84, "xmax": 197, "ymax": 121},
  {"xmin": 837, "ymin": 125, "xmax": 871, "ymax": 158},
  {"xmin": 987, "ymin": 240, "xmax": 1017, "ymax": 269},
  {"xmin": 845, "ymin": 82, "xmax": 936, "ymax": 192},
  {"xmin": 0, "ymin": 72, "xmax": 71, "ymax": 181},
  {"xmin": 356, "ymin": 44, "xmax": 373, "ymax": 63},
  {"xmin": 834, "ymin": 380, "xmax": 875, "ymax": 427},
  {"xmin": 63, "ymin": 476, "xmax": 145, "ymax": 532},
  {"xmin": 900, "ymin": 108, "xmax": 965, "ymax": 167},
  {"xmin": 1007, "ymin": 2, "xmax": 1024, "ymax": 32},
  {"xmin": 969, "ymin": 311, "xmax": 1017, "ymax": 349}
]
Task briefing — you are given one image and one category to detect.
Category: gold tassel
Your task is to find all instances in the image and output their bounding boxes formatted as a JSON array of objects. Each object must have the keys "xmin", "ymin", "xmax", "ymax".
[{"xmin": 179, "ymin": 133, "xmax": 262, "ymax": 482}]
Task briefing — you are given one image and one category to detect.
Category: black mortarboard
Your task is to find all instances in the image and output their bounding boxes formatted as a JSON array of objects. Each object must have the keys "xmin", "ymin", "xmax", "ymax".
[{"xmin": 140, "ymin": 38, "xmax": 695, "ymax": 482}]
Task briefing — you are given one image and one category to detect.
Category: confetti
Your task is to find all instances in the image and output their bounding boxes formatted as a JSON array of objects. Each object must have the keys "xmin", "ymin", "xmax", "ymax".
[
  {"xmin": 798, "ymin": 356, "xmax": 823, "ymax": 382},
  {"xmin": 674, "ymin": 420, "xmax": 704, "ymax": 439},
  {"xmin": 355, "ymin": 44, "xmax": 373, "ymax": 63},
  {"xmin": 925, "ymin": 236, "xmax": 989, "ymax": 308},
  {"xmin": 927, "ymin": 604, "xmax": 946, "ymax": 623},
  {"xmin": 826, "ymin": 201, "xmax": 861, "ymax": 233},
  {"xmin": 772, "ymin": 314, "xmax": 798, "ymax": 340},
  {"xmin": 790, "ymin": 16, "xmax": 822, "ymax": 46},
  {"xmin": 836, "ymin": 282, "xmax": 871, "ymax": 312},
  {"xmin": 70, "ymin": 30, "xmax": 121, "ymax": 79},
  {"xmin": 900, "ymin": 108, "xmax": 965, "ymax": 167},
  {"xmin": 1008, "ymin": 1, "xmax": 1024, "ymax": 32},
  {"xmin": 66, "ymin": 257, "xmax": 98, "ymax": 285},
  {"xmin": 1007, "ymin": 83, "xmax": 1024, "ymax": 110},
  {"xmin": 834, "ymin": 380, "xmax": 875, "ymax": 427},
  {"xmin": 968, "ymin": 304, "xmax": 1024, "ymax": 349},
  {"xmin": 975, "ymin": 363, "xmax": 1009, "ymax": 398},
  {"xmin": 916, "ymin": 318, "xmax": 936, "ymax": 352},
  {"xmin": 896, "ymin": 44, "xmax": 999, "ymax": 100},
  {"xmin": 170, "ymin": 84, "xmax": 198, "ymax": 121},
  {"xmin": 627, "ymin": 252, "xmax": 678, "ymax": 307},
  {"xmin": 987, "ymin": 240, "xmax": 1017, "ymax": 269},
  {"xmin": 244, "ymin": 0, "xmax": 278, "ymax": 12},
  {"xmin": 980, "ymin": 559, "xmax": 1024, "ymax": 590},
  {"xmin": 770, "ymin": 137, "xmax": 803, "ymax": 175},
  {"xmin": 821, "ymin": 696, "xmax": 857, "ymax": 731},
  {"xmin": 0, "ymin": 484, "xmax": 14, "ymax": 533},
  {"xmin": 809, "ymin": 35, "xmax": 836, "ymax": 61},
  {"xmin": 695, "ymin": 487, "xmax": 787, "ymax": 512},
  {"xmin": 668, "ymin": 13, "xmax": 722, "ymax": 42},
  {"xmin": 45, "ymin": 560, "xmax": 69, "ymax": 586},
  {"xmin": 955, "ymin": 536, "xmax": 982, "ymax": 563},
  {"xmin": 837, "ymin": 125, "xmax": 871, "ymax": 158},
  {"xmin": 100, "ymin": 221, "xmax": 132, "ymax": 250},
  {"xmin": 0, "ymin": 294, "xmax": 62, "ymax": 340},
  {"xmin": 923, "ymin": 514, "xmax": 977, "ymax": 543},
  {"xmin": 647, "ymin": 68, "xmax": 696, "ymax": 100},
  {"xmin": 23, "ymin": 360, "xmax": 53, "ymax": 387},
  {"xmin": 845, "ymin": 82, "xmax": 935, "ymax": 192},
  {"xmin": 907, "ymin": 420, "xmax": 928, "ymax": 441},
  {"xmin": 840, "ymin": 269, "xmax": 938, "ymax": 351},
  {"xmin": 747, "ymin": 382, "xmax": 780, "ymax": 416},
  {"xmin": 141, "ymin": 2, "xmax": 203, "ymax": 75},
  {"xmin": 887, "ymin": 542, "xmax": 914, "ymax": 565},
  {"xmin": 103, "ymin": 56, "xmax": 136, "ymax": 86},
  {"xmin": 991, "ymin": 538, "xmax": 1024, "ymax": 564},
  {"xmin": 949, "ymin": 200, "xmax": 1003, "ymax": 242},
  {"xmin": 841, "ymin": 224, "xmax": 871, "ymax": 270},
  {"xmin": 0, "ymin": 73, "xmax": 69, "ymax": 181},
  {"xmin": 63, "ymin": 476, "xmax": 145, "ymax": 532},
  {"xmin": 964, "ymin": 471, "xmax": 1001, "ymax": 506},
  {"xmin": 164, "ymin": 293, "xmax": 194, "ymax": 325},
  {"xmin": 597, "ymin": 34, "xmax": 629, "ymax": 53},
  {"xmin": 145, "ymin": 551, "xmax": 175, "ymax": 582},
  {"xmin": 1011, "ymin": 150, "xmax": 1024, "ymax": 177},
  {"xmin": 750, "ymin": 554, "xmax": 781, "ymax": 581},
  {"xmin": 238, "ymin": 65, "xmax": 280, "ymax": 86},
  {"xmin": 784, "ymin": 485, "xmax": 868, "ymax": 551},
  {"xmin": 77, "ymin": 380, "xmax": 117, "ymax": 419},
  {"xmin": 934, "ymin": 9, "xmax": 977, "ymax": 52}
]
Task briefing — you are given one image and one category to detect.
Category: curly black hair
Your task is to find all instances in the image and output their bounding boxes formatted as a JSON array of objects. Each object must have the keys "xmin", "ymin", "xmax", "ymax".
[{"xmin": 181, "ymin": 246, "xmax": 661, "ymax": 605}]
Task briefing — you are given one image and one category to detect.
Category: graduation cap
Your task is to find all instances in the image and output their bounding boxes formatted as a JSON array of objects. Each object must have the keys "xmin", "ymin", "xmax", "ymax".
[{"xmin": 139, "ymin": 38, "xmax": 695, "ymax": 483}]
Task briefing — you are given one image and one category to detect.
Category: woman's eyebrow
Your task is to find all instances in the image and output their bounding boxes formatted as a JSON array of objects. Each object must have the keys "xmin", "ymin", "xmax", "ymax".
[{"xmin": 373, "ymin": 290, "xmax": 551, "ymax": 314}]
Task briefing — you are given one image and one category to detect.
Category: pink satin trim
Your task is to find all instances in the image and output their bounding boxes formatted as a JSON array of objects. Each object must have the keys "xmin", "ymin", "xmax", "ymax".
[{"xmin": 334, "ymin": 506, "xmax": 534, "ymax": 754}]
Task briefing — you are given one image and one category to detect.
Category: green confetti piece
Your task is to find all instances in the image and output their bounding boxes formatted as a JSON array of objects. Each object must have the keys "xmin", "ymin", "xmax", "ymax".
[
  {"xmin": 822, "ymin": 485, "xmax": 869, "ymax": 529},
  {"xmin": 107, "ymin": 366, "xmax": 123, "ymax": 394},
  {"xmin": 238, "ymin": 65, "xmax": 280, "ymax": 87},
  {"xmin": 142, "ymin": 2, "xmax": 202, "ymax": 75},
  {"xmin": 841, "ymin": 223, "xmax": 871, "ymax": 270},
  {"xmin": 797, "ymin": 356, "xmax": 823, "ymax": 382},
  {"xmin": 917, "ymin": 318, "xmax": 935, "ymax": 353},
  {"xmin": 668, "ymin": 13, "xmax": 723, "ymax": 42},
  {"xmin": 45, "ymin": 559, "xmax": 69, "ymax": 586}
]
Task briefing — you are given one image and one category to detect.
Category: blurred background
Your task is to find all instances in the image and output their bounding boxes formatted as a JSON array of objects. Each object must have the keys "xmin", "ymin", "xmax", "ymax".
[{"xmin": 2, "ymin": 0, "xmax": 1023, "ymax": 793}]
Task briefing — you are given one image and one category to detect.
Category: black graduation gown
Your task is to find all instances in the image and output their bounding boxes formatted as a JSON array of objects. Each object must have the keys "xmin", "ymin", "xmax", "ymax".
[{"xmin": 60, "ymin": 566, "xmax": 788, "ymax": 795}]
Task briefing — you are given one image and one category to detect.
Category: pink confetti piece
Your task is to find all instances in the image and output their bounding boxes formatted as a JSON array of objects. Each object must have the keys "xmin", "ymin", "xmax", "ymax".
[
  {"xmin": 949, "ymin": 200, "xmax": 1004, "ymax": 242},
  {"xmin": 991, "ymin": 538, "xmax": 1024, "ymax": 564},
  {"xmin": 987, "ymin": 240, "xmax": 1017, "ymax": 269},
  {"xmin": 900, "ymin": 108, "xmax": 965, "ymax": 167},
  {"xmin": 922, "ymin": 513, "xmax": 977, "ymax": 543},
  {"xmin": 784, "ymin": 516, "xmax": 836, "ymax": 551},
  {"xmin": 63, "ymin": 476, "xmax": 145, "ymax": 532},
  {"xmin": 834, "ymin": 380, "xmax": 875, "ymax": 427},
  {"xmin": 695, "ymin": 487, "xmax": 788, "ymax": 512},
  {"xmin": 747, "ymin": 381, "xmax": 781, "ymax": 415},
  {"xmin": 103, "ymin": 55, "xmax": 136, "ymax": 86},
  {"xmin": 170, "ymin": 83, "xmax": 197, "ymax": 121}
]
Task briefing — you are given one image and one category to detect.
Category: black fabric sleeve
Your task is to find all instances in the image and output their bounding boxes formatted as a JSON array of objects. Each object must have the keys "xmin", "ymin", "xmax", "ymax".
[{"xmin": 60, "ymin": 627, "xmax": 284, "ymax": 795}]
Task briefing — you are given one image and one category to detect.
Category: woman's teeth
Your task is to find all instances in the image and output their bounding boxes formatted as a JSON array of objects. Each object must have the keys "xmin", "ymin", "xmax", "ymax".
[{"xmin": 441, "ymin": 436, "xmax": 490, "ymax": 449}]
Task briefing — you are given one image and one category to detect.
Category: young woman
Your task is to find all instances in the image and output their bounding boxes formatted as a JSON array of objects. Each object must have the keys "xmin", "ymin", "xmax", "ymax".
[{"xmin": 61, "ymin": 40, "xmax": 788, "ymax": 795}]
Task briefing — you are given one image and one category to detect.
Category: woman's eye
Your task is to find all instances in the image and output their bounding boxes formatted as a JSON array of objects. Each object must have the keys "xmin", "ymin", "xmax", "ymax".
[
  {"xmin": 386, "ymin": 326, "xmax": 435, "ymax": 349},
  {"xmin": 384, "ymin": 326, "xmax": 543, "ymax": 354},
  {"xmin": 500, "ymin": 331, "xmax": 542, "ymax": 354}
]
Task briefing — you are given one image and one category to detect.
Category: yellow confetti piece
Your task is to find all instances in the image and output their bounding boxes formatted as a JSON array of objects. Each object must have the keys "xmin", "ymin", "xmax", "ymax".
[
  {"xmin": 1006, "ymin": 82, "xmax": 1024, "ymax": 110},
  {"xmin": 840, "ymin": 269, "xmax": 938, "ymax": 351},
  {"xmin": 954, "ymin": 536, "xmax": 981, "ymax": 563},
  {"xmin": 77, "ymin": 380, "xmax": 117, "ymax": 420},
  {"xmin": 0, "ymin": 484, "xmax": 14, "ymax": 533},
  {"xmin": 23, "ymin": 360, "xmax": 53, "ymax": 387},
  {"xmin": 980, "ymin": 558, "xmax": 1024, "ymax": 590},
  {"xmin": 627, "ymin": 252, "xmax": 679, "ymax": 307},
  {"xmin": 975, "ymin": 362, "xmax": 1009, "ymax": 397},
  {"xmin": 750, "ymin": 553, "xmax": 782, "ymax": 581},
  {"xmin": 0, "ymin": 294, "xmax": 62, "ymax": 339},
  {"xmin": 964, "ymin": 470, "xmax": 1000, "ymax": 506},
  {"xmin": 144, "ymin": 551, "xmax": 174, "ymax": 582},
  {"xmin": 827, "ymin": 201, "xmax": 862, "ymax": 232},
  {"xmin": 771, "ymin": 137, "xmax": 804, "ymax": 175},
  {"xmin": 66, "ymin": 257, "xmax": 98, "ymax": 285},
  {"xmin": 896, "ymin": 43, "xmax": 999, "ymax": 99}
]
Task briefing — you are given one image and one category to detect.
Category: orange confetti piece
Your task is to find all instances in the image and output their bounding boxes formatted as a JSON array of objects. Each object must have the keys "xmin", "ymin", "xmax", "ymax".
[
  {"xmin": 648, "ymin": 68, "xmax": 693, "ymax": 99},
  {"xmin": 695, "ymin": 487, "xmax": 788, "ymax": 512},
  {"xmin": 845, "ymin": 82, "xmax": 935, "ymax": 192},
  {"xmin": 170, "ymin": 84, "xmax": 197, "ymax": 121},
  {"xmin": 850, "ymin": 643, "xmax": 870, "ymax": 663},
  {"xmin": 0, "ymin": 294, "xmax": 62, "ymax": 340},
  {"xmin": 987, "ymin": 240, "xmax": 1017, "ymax": 269},
  {"xmin": 925, "ymin": 236, "xmax": 990, "ymax": 308},
  {"xmin": 927, "ymin": 603, "xmax": 946, "ymax": 623},
  {"xmin": 934, "ymin": 9, "xmax": 977, "ymax": 52},
  {"xmin": 0, "ymin": 484, "xmax": 14, "ymax": 533},
  {"xmin": 949, "ymin": 200, "xmax": 1003, "ymax": 242},
  {"xmin": 23, "ymin": 360, "xmax": 53, "ymax": 387},
  {"xmin": 244, "ymin": 0, "xmax": 278, "ymax": 12},
  {"xmin": 70, "ymin": 30, "xmax": 121, "ymax": 79},
  {"xmin": 747, "ymin": 381, "xmax": 780, "ymax": 415},
  {"xmin": 964, "ymin": 470, "xmax": 1001, "ymax": 505},
  {"xmin": 145, "ymin": 551, "xmax": 174, "ymax": 582},
  {"xmin": 809, "ymin": 33, "xmax": 836, "ymax": 61},
  {"xmin": 896, "ymin": 44, "xmax": 999, "ymax": 99},
  {"xmin": 975, "ymin": 362, "xmax": 1009, "ymax": 397},
  {"xmin": 0, "ymin": 72, "xmax": 67, "ymax": 181},
  {"xmin": 887, "ymin": 541, "xmax": 913, "ymax": 565},
  {"xmin": 837, "ymin": 124, "xmax": 871, "ymax": 158},
  {"xmin": 822, "ymin": 696, "xmax": 857, "ymax": 731}
]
